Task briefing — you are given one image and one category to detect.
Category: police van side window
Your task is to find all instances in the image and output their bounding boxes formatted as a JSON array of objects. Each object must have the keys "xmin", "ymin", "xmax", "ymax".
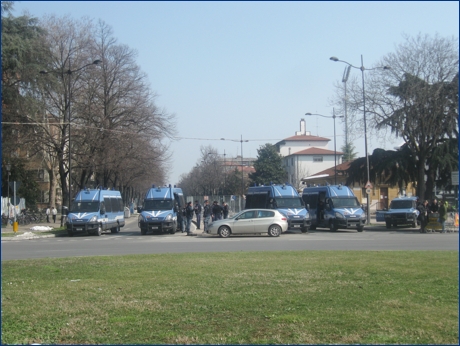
[
  {"xmin": 118, "ymin": 199, "xmax": 124, "ymax": 212},
  {"xmin": 104, "ymin": 197, "xmax": 113, "ymax": 213},
  {"xmin": 303, "ymin": 194, "xmax": 317, "ymax": 209}
]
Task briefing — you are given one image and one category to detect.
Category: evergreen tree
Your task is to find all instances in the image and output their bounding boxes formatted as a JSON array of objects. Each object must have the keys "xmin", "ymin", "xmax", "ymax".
[
  {"xmin": 341, "ymin": 142, "xmax": 357, "ymax": 162},
  {"xmin": 249, "ymin": 144, "xmax": 287, "ymax": 186}
]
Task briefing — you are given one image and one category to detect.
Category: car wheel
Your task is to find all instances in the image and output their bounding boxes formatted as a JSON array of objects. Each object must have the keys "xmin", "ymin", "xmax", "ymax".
[
  {"xmin": 329, "ymin": 221, "xmax": 337, "ymax": 231},
  {"xmin": 140, "ymin": 228, "xmax": 147, "ymax": 235},
  {"xmin": 94, "ymin": 226, "xmax": 102, "ymax": 236},
  {"xmin": 386, "ymin": 222, "xmax": 392, "ymax": 229},
  {"xmin": 301, "ymin": 226, "xmax": 308, "ymax": 233},
  {"xmin": 67, "ymin": 230, "xmax": 73, "ymax": 237},
  {"xmin": 268, "ymin": 224, "xmax": 282, "ymax": 237},
  {"xmin": 169, "ymin": 228, "xmax": 176, "ymax": 234},
  {"xmin": 357, "ymin": 226, "xmax": 364, "ymax": 232},
  {"xmin": 218, "ymin": 226, "xmax": 231, "ymax": 238}
]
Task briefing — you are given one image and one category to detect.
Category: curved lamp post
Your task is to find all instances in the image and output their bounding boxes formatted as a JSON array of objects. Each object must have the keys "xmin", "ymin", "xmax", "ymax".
[
  {"xmin": 330, "ymin": 55, "xmax": 390, "ymax": 224},
  {"xmin": 305, "ymin": 110, "xmax": 344, "ymax": 185},
  {"xmin": 40, "ymin": 59, "xmax": 101, "ymax": 210}
]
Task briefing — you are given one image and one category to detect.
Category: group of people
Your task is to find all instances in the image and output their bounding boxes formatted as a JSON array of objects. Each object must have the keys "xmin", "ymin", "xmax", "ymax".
[
  {"xmin": 179, "ymin": 200, "xmax": 230, "ymax": 235},
  {"xmin": 416, "ymin": 198, "xmax": 449, "ymax": 233},
  {"xmin": 45, "ymin": 206, "xmax": 58, "ymax": 223}
]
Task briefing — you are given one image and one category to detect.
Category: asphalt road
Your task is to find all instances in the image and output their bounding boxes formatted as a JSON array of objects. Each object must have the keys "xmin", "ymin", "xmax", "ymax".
[{"xmin": 1, "ymin": 217, "xmax": 458, "ymax": 261}]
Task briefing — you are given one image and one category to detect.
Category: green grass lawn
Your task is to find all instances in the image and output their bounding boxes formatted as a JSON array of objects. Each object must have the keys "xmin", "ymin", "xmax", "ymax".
[{"xmin": 1, "ymin": 251, "xmax": 458, "ymax": 344}]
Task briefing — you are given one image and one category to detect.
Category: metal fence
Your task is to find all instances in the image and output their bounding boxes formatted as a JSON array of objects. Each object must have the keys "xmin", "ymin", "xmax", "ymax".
[{"xmin": 185, "ymin": 195, "xmax": 246, "ymax": 214}]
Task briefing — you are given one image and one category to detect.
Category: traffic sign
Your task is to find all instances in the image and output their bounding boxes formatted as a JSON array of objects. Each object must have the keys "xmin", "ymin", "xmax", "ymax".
[
  {"xmin": 365, "ymin": 181, "xmax": 373, "ymax": 189},
  {"xmin": 10, "ymin": 196, "xmax": 20, "ymax": 206},
  {"xmin": 366, "ymin": 188, "xmax": 372, "ymax": 195}
]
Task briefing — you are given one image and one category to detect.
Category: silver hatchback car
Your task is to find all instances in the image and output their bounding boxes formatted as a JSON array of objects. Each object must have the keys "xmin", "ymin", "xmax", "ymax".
[{"xmin": 206, "ymin": 209, "xmax": 288, "ymax": 238}]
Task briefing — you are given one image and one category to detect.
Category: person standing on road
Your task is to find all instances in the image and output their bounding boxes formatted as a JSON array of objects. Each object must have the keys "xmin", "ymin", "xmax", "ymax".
[
  {"xmin": 222, "ymin": 202, "xmax": 229, "ymax": 219},
  {"xmin": 45, "ymin": 206, "xmax": 51, "ymax": 223},
  {"xmin": 417, "ymin": 200, "xmax": 428, "ymax": 233},
  {"xmin": 212, "ymin": 201, "xmax": 223, "ymax": 221},
  {"xmin": 194, "ymin": 201, "xmax": 202, "ymax": 229},
  {"xmin": 203, "ymin": 200, "xmax": 212, "ymax": 233},
  {"xmin": 185, "ymin": 201, "xmax": 194, "ymax": 235},
  {"xmin": 438, "ymin": 198, "xmax": 448, "ymax": 233},
  {"xmin": 51, "ymin": 207, "xmax": 57, "ymax": 223}
]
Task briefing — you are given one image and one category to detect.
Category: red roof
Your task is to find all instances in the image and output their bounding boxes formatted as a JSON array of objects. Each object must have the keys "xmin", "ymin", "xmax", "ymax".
[
  {"xmin": 281, "ymin": 135, "xmax": 330, "ymax": 142},
  {"xmin": 275, "ymin": 135, "xmax": 330, "ymax": 147},
  {"xmin": 290, "ymin": 147, "xmax": 344, "ymax": 156}
]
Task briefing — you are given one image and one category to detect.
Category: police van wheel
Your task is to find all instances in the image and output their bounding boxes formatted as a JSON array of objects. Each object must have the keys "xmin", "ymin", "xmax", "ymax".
[
  {"xmin": 310, "ymin": 225, "xmax": 316, "ymax": 231},
  {"xmin": 169, "ymin": 228, "xmax": 176, "ymax": 234},
  {"xmin": 329, "ymin": 222, "xmax": 337, "ymax": 232},
  {"xmin": 140, "ymin": 228, "xmax": 147, "ymax": 235},
  {"xmin": 301, "ymin": 227, "xmax": 308, "ymax": 233},
  {"xmin": 386, "ymin": 222, "xmax": 392, "ymax": 229},
  {"xmin": 411, "ymin": 222, "xmax": 416, "ymax": 228},
  {"xmin": 111, "ymin": 225, "xmax": 120, "ymax": 233},
  {"xmin": 67, "ymin": 231, "xmax": 73, "ymax": 237},
  {"xmin": 218, "ymin": 226, "xmax": 231, "ymax": 238},
  {"xmin": 95, "ymin": 227, "xmax": 102, "ymax": 236},
  {"xmin": 357, "ymin": 227, "xmax": 364, "ymax": 232}
]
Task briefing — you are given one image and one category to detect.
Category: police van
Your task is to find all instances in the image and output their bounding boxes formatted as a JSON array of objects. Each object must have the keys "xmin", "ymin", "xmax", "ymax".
[
  {"xmin": 245, "ymin": 183, "xmax": 310, "ymax": 232},
  {"xmin": 137, "ymin": 185, "xmax": 185, "ymax": 235},
  {"xmin": 66, "ymin": 188, "xmax": 125, "ymax": 236},
  {"xmin": 302, "ymin": 184, "xmax": 365, "ymax": 232}
]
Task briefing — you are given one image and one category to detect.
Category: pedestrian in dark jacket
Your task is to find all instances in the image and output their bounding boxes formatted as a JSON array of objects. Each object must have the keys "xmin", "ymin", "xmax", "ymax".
[
  {"xmin": 185, "ymin": 201, "xmax": 194, "ymax": 235},
  {"xmin": 203, "ymin": 200, "xmax": 212, "ymax": 233},
  {"xmin": 194, "ymin": 201, "xmax": 202, "ymax": 229},
  {"xmin": 222, "ymin": 202, "xmax": 229, "ymax": 219},
  {"xmin": 417, "ymin": 200, "xmax": 428, "ymax": 233},
  {"xmin": 212, "ymin": 201, "xmax": 223, "ymax": 221},
  {"xmin": 429, "ymin": 199, "xmax": 439, "ymax": 213}
]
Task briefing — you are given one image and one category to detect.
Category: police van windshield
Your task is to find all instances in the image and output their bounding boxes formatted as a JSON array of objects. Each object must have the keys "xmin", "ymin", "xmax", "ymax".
[
  {"xmin": 144, "ymin": 199, "xmax": 173, "ymax": 210},
  {"xmin": 390, "ymin": 200, "xmax": 414, "ymax": 209},
  {"xmin": 331, "ymin": 197, "xmax": 361, "ymax": 208},
  {"xmin": 274, "ymin": 197, "xmax": 304, "ymax": 208},
  {"xmin": 70, "ymin": 201, "xmax": 100, "ymax": 213}
]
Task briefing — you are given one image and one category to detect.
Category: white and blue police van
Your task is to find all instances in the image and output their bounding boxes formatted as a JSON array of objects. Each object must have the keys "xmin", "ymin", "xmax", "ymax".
[
  {"xmin": 66, "ymin": 188, "xmax": 125, "ymax": 236},
  {"xmin": 302, "ymin": 184, "xmax": 365, "ymax": 232},
  {"xmin": 137, "ymin": 185, "xmax": 185, "ymax": 235},
  {"xmin": 245, "ymin": 183, "xmax": 310, "ymax": 233}
]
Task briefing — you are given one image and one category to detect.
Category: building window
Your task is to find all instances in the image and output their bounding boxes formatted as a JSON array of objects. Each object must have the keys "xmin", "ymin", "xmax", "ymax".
[{"xmin": 313, "ymin": 156, "xmax": 323, "ymax": 162}]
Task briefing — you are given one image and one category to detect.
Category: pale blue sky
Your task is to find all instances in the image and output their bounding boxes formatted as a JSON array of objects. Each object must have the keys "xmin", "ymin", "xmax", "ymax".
[{"xmin": 12, "ymin": 1, "xmax": 459, "ymax": 185}]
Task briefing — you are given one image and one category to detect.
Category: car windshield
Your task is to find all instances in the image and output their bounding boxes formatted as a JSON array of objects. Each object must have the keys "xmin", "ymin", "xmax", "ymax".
[
  {"xmin": 143, "ymin": 199, "xmax": 173, "ymax": 211},
  {"xmin": 274, "ymin": 197, "xmax": 304, "ymax": 208},
  {"xmin": 331, "ymin": 197, "xmax": 361, "ymax": 208},
  {"xmin": 390, "ymin": 200, "xmax": 414, "ymax": 209},
  {"xmin": 70, "ymin": 201, "xmax": 100, "ymax": 213}
]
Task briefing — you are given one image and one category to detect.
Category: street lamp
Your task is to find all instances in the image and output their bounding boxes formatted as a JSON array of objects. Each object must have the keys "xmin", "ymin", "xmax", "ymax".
[
  {"xmin": 330, "ymin": 55, "xmax": 390, "ymax": 224},
  {"xmin": 305, "ymin": 110, "xmax": 344, "ymax": 185},
  {"xmin": 40, "ymin": 59, "xmax": 101, "ymax": 210}
]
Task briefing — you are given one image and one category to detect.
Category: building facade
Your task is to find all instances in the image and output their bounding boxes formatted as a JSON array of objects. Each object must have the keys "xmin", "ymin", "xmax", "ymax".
[{"xmin": 275, "ymin": 119, "xmax": 343, "ymax": 189}]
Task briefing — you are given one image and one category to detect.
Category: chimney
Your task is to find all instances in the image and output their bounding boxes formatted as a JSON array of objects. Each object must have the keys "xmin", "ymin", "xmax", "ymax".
[{"xmin": 295, "ymin": 118, "xmax": 310, "ymax": 136}]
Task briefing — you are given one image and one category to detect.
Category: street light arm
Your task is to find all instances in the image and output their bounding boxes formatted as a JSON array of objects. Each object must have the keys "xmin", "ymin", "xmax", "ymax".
[
  {"xmin": 330, "ymin": 56, "xmax": 390, "ymax": 71},
  {"xmin": 330, "ymin": 57, "xmax": 361, "ymax": 70},
  {"xmin": 305, "ymin": 112, "xmax": 344, "ymax": 119},
  {"xmin": 39, "ymin": 59, "xmax": 101, "ymax": 75}
]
